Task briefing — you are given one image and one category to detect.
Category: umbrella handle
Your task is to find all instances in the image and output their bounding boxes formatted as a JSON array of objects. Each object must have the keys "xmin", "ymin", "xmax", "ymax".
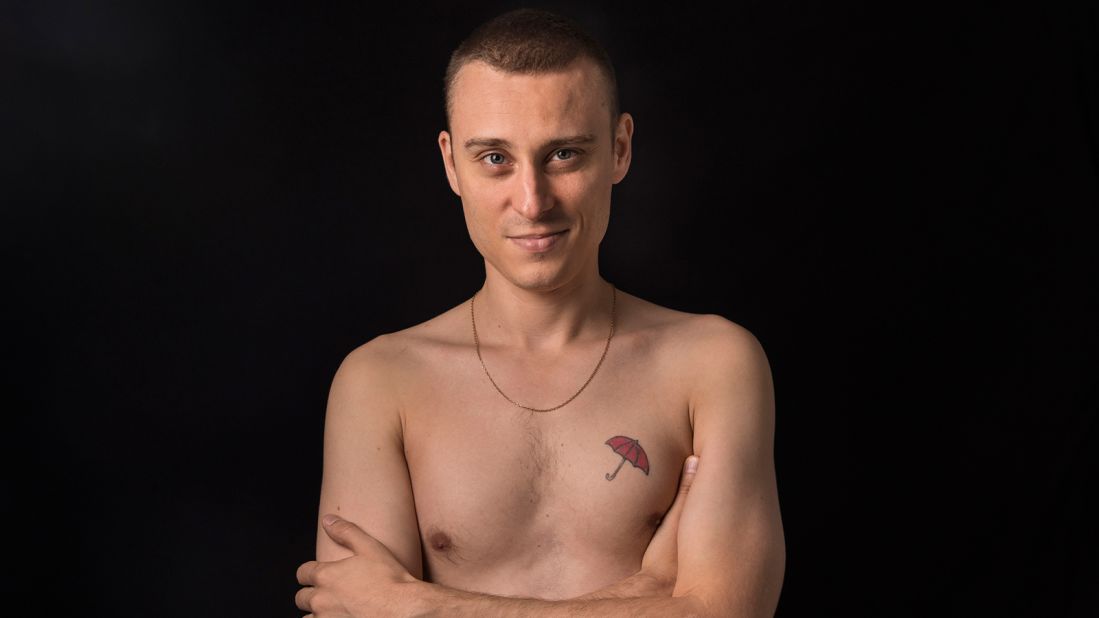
[{"xmin": 605, "ymin": 456, "xmax": 627, "ymax": 481}]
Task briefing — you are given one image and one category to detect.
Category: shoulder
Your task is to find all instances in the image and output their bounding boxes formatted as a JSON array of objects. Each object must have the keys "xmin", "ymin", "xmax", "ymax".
[
  {"xmin": 617, "ymin": 290, "xmax": 761, "ymax": 352},
  {"xmin": 335, "ymin": 334, "xmax": 400, "ymax": 386},
  {"xmin": 325, "ymin": 335, "xmax": 403, "ymax": 428},
  {"xmin": 345, "ymin": 294, "xmax": 471, "ymax": 362},
  {"xmin": 626, "ymin": 290, "xmax": 767, "ymax": 373},
  {"xmin": 332, "ymin": 298, "xmax": 471, "ymax": 398},
  {"xmin": 673, "ymin": 313, "xmax": 773, "ymax": 432},
  {"xmin": 329, "ymin": 326, "xmax": 433, "ymax": 425},
  {"xmin": 614, "ymin": 290, "xmax": 767, "ymax": 372},
  {"xmin": 683, "ymin": 313, "xmax": 769, "ymax": 365},
  {"xmin": 686, "ymin": 313, "xmax": 772, "ymax": 392},
  {"xmin": 614, "ymin": 292, "xmax": 771, "ymax": 411}
]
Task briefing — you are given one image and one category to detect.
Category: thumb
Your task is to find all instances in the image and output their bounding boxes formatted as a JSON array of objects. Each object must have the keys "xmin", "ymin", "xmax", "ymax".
[
  {"xmin": 677, "ymin": 455, "xmax": 700, "ymax": 497},
  {"xmin": 655, "ymin": 455, "xmax": 698, "ymax": 527},
  {"xmin": 640, "ymin": 455, "xmax": 699, "ymax": 576},
  {"xmin": 662, "ymin": 455, "xmax": 700, "ymax": 526},
  {"xmin": 321, "ymin": 514, "xmax": 370, "ymax": 553}
]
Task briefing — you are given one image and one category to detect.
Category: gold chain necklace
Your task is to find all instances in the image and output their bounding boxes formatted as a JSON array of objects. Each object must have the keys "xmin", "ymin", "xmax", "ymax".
[{"xmin": 471, "ymin": 283, "xmax": 616, "ymax": 413}]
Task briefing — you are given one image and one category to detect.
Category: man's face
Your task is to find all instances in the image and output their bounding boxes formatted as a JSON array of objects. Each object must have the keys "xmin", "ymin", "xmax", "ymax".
[{"xmin": 438, "ymin": 57, "xmax": 633, "ymax": 292}]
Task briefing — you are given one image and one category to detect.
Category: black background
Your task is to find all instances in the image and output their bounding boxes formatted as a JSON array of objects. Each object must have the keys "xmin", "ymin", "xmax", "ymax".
[{"xmin": 5, "ymin": 1, "xmax": 1097, "ymax": 616}]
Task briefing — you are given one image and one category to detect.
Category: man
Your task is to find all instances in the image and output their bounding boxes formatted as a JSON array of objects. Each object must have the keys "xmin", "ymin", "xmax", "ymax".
[{"xmin": 295, "ymin": 7, "xmax": 785, "ymax": 617}]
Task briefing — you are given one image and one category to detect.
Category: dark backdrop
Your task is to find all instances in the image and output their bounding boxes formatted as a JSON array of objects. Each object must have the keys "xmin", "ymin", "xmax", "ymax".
[{"xmin": 5, "ymin": 1, "xmax": 1097, "ymax": 616}]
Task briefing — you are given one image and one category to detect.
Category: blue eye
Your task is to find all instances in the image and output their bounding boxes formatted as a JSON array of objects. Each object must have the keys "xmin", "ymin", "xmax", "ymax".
[{"xmin": 486, "ymin": 153, "xmax": 506, "ymax": 165}]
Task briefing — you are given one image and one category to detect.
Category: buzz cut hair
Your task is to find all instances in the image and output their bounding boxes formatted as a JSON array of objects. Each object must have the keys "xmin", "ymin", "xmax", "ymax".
[{"xmin": 442, "ymin": 7, "xmax": 621, "ymax": 139}]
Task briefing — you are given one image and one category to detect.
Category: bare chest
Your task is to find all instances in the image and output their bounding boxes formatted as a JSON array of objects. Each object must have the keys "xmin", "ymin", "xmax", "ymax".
[{"xmin": 401, "ymin": 346, "xmax": 694, "ymax": 597}]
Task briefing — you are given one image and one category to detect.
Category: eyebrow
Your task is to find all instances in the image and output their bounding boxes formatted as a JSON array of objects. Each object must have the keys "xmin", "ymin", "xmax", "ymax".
[{"xmin": 463, "ymin": 133, "xmax": 597, "ymax": 151}]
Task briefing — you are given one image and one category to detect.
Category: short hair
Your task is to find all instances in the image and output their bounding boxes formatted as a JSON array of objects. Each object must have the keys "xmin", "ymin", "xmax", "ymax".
[{"xmin": 442, "ymin": 8, "xmax": 620, "ymax": 139}]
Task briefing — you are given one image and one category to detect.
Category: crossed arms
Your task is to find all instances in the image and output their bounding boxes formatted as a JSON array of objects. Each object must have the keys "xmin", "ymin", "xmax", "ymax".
[{"xmin": 296, "ymin": 316, "xmax": 785, "ymax": 617}]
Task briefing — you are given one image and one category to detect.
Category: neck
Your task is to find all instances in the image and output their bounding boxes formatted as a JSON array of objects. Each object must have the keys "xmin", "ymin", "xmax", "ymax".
[{"xmin": 473, "ymin": 265, "xmax": 614, "ymax": 354}]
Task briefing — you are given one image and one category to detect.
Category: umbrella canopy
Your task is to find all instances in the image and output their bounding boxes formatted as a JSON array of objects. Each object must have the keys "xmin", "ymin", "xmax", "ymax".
[{"xmin": 604, "ymin": 435, "xmax": 650, "ymax": 480}]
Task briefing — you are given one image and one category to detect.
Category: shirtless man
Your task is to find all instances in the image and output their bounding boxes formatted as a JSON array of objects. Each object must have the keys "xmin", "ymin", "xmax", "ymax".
[{"xmin": 295, "ymin": 8, "xmax": 785, "ymax": 617}]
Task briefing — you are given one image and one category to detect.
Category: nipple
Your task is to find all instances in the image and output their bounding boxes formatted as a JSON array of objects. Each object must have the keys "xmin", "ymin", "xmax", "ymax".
[
  {"xmin": 428, "ymin": 529, "xmax": 453, "ymax": 552},
  {"xmin": 424, "ymin": 525, "xmax": 465, "ymax": 565}
]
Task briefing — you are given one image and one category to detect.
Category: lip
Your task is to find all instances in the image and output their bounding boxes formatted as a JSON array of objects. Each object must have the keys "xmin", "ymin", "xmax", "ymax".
[{"xmin": 509, "ymin": 229, "xmax": 567, "ymax": 252}]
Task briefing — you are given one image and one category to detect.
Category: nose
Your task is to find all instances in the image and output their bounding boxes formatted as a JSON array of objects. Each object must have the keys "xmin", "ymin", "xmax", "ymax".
[{"xmin": 512, "ymin": 162, "xmax": 554, "ymax": 220}]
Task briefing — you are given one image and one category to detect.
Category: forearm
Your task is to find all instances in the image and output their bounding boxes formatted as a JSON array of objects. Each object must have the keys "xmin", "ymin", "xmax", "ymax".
[
  {"xmin": 572, "ymin": 569, "xmax": 672, "ymax": 600},
  {"xmin": 411, "ymin": 580, "xmax": 708, "ymax": 618}
]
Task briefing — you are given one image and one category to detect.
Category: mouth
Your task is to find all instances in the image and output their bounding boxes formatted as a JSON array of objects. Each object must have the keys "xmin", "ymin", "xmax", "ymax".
[{"xmin": 508, "ymin": 229, "xmax": 568, "ymax": 252}]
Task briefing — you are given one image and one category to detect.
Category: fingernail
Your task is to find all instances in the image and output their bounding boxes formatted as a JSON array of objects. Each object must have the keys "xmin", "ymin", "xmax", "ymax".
[
  {"xmin": 322, "ymin": 514, "xmax": 341, "ymax": 526},
  {"xmin": 686, "ymin": 456, "xmax": 699, "ymax": 473}
]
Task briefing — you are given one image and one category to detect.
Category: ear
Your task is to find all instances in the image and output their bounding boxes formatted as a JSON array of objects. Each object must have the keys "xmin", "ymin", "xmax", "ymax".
[
  {"xmin": 438, "ymin": 130, "xmax": 461, "ymax": 197},
  {"xmin": 611, "ymin": 113, "xmax": 634, "ymax": 185}
]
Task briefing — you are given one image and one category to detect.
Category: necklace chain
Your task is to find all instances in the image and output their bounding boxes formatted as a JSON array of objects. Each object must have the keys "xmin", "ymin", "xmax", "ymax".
[{"xmin": 471, "ymin": 283, "xmax": 616, "ymax": 413}]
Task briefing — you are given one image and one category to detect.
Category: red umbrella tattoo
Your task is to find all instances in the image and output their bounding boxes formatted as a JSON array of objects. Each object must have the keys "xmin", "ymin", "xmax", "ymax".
[{"xmin": 604, "ymin": 435, "xmax": 650, "ymax": 481}]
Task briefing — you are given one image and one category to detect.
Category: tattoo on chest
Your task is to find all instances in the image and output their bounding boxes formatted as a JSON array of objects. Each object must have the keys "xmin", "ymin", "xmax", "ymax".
[{"xmin": 604, "ymin": 435, "xmax": 650, "ymax": 481}]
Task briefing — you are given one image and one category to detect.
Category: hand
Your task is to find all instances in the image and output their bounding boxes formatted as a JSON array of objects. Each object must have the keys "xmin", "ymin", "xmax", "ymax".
[
  {"xmin": 295, "ymin": 515, "xmax": 422, "ymax": 617},
  {"xmin": 639, "ymin": 454, "xmax": 699, "ymax": 593}
]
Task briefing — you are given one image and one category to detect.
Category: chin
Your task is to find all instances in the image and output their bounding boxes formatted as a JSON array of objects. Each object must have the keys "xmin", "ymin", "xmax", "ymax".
[
  {"xmin": 486, "ymin": 247, "xmax": 585, "ymax": 291},
  {"xmin": 507, "ymin": 263, "xmax": 571, "ymax": 292},
  {"xmin": 514, "ymin": 273, "xmax": 564, "ymax": 292}
]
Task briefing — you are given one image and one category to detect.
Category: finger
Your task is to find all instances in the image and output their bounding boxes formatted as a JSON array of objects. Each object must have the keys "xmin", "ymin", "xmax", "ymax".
[
  {"xmin": 321, "ymin": 514, "xmax": 376, "ymax": 554},
  {"xmin": 296, "ymin": 560, "xmax": 319, "ymax": 585},
  {"xmin": 295, "ymin": 585, "xmax": 315, "ymax": 611}
]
